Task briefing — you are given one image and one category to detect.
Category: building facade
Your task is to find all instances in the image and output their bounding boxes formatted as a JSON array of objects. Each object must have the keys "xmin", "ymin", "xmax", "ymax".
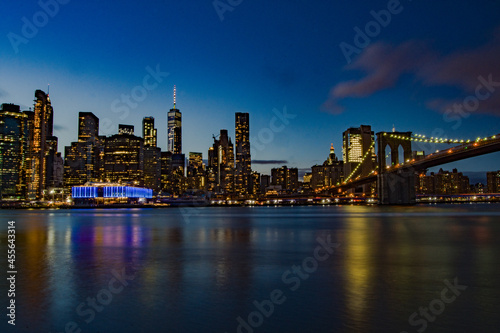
[
  {"xmin": 31, "ymin": 90, "xmax": 58, "ymax": 199},
  {"xmin": 142, "ymin": 116, "xmax": 157, "ymax": 147},
  {"xmin": 0, "ymin": 104, "xmax": 28, "ymax": 199},
  {"xmin": 235, "ymin": 112, "xmax": 251, "ymax": 196},
  {"xmin": 167, "ymin": 86, "xmax": 182, "ymax": 154}
]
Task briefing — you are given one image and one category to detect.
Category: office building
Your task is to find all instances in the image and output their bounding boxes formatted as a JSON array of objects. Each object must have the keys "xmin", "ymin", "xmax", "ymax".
[
  {"xmin": 64, "ymin": 112, "xmax": 102, "ymax": 188},
  {"xmin": 187, "ymin": 152, "xmax": 205, "ymax": 190},
  {"xmin": 235, "ymin": 112, "xmax": 251, "ymax": 195},
  {"xmin": 104, "ymin": 131, "xmax": 144, "ymax": 185},
  {"xmin": 143, "ymin": 145, "xmax": 161, "ymax": 192},
  {"xmin": 487, "ymin": 171, "xmax": 500, "ymax": 193},
  {"xmin": 0, "ymin": 104, "xmax": 29, "ymax": 199},
  {"xmin": 118, "ymin": 124, "xmax": 134, "ymax": 135},
  {"xmin": 208, "ymin": 129, "xmax": 234, "ymax": 194},
  {"xmin": 167, "ymin": 86, "xmax": 182, "ymax": 154},
  {"xmin": 311, "ymin": 144, "xmax": 344, "ymax": 190},
  {"xmin": 271, "ymin": 165, "xmax": 299, "ymax": 193},
  {"xmin": 143, "ymin": 116, "xmax": 157, "ymax": 147},
  {"xmin": 31, "ymin": 89, "xmax": 57, "ymax": 199}
]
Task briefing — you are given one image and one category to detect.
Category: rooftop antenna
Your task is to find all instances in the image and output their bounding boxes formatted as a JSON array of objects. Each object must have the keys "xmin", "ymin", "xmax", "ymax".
[{"xmin": 173, "ymin": 85, "xmax": 176, "ymax": 109}]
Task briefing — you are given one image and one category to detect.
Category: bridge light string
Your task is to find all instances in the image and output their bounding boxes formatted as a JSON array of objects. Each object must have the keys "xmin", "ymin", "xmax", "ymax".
[
  {"xmin": 343, "ymin": 141, "xmax": 376, "ymax": 183},
  {"xmin": 316, "ymin": 133, "xmax": 498, "ymax": 193}
]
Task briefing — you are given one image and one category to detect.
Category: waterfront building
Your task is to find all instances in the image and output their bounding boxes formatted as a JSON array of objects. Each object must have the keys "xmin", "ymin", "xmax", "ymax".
[
  {"xmin": 311, "ymin": 144, "xmax": 344, "ymax": 190},
  {"xmin": 104, "ymin": 131, "xmax": 144, "ymax": 185},
  {"xmin": 31, "ymin": 90, "xmax": 58, "ymax": 199},
  {"xmin": 0, "ymin": 104, "xmax": 28, "ymax": 199},
  {"xmin": 487, "ymin": 171, "xmax": 500, "ymax": 193},
  {"xmin": 417, "ymin": 168, "xmax": 470, "ymax": 195},
  {"xmin": 71, "ymin": 183, "xmax": 152, "ymax": 205},
  {"xmin": 271, "ymin": 165, "xmax": 299, "ymax": 193}
]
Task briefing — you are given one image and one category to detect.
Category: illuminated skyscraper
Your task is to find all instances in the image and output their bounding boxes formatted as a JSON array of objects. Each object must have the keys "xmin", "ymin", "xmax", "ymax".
[
  {"xmin": 142, "ymin": 116, "xmax": 157, "ymax": 147},
  {"xmin": 235, "ymin": 112, "xmax": 251, "ymax": 196},
  {"xmin": 0, "ymin": 104, "xmax": 28, "ymax": 199},
  {"xmin": 31, "ymin": 89, "xmax": 57, "ymax": 199},
  {"xmin": 78, "ymin": 112, "xmax": 99, "ymax": 141},
  {"xmin": 104, "ymin": 131, "xmax": 144, "ymax": 185},
  {"xmin": 342, "ymin": 125, "xmax": 375, "ymax": 179},
  {"xmin": 187, "ymin": 152, "xmax": 205, "ymax": 190},
  {"xmin": 64, "ymin": 112, "xmax": 101, "ymax": 188},
  {"xmin": 208, "ymin": 129, "xmax": 234, "ymax": 194},
  {"xmin": 167, "ymin": 86, "xmax": 182, "ymax": 154}
]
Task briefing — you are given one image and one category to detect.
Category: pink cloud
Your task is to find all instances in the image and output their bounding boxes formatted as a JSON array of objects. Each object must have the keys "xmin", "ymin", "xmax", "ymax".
[{"xmin": 323, "ymin": 28, "xmax": 500, "ymax": 116}]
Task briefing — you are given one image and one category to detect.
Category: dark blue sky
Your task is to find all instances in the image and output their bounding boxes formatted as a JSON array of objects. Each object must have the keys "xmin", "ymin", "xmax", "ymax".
[{"xmin": 2, "ymin": 0, "xmax": 500, "ymax": 176}]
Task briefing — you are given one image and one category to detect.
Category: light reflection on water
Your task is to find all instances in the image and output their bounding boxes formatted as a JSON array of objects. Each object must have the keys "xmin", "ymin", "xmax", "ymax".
[{"xmin": 1, "ymin": 205, "xmax": 500, "ymax": 333}]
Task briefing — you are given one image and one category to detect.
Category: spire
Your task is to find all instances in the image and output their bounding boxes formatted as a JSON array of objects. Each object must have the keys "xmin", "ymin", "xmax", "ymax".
[
  {"xmin": 47, "ymin": 83, "xmax": 50, "ymax": 102},
  {"xmin": 173, "ymin": 85, "xmax": 176, "ymax": 109},
  {"xmin": 392, "ymin": 124, "xmax": 395, "ymax": 132},
  {"xmin": 330, "ymin": 143, "xmax": 334, "ymax": 154}
]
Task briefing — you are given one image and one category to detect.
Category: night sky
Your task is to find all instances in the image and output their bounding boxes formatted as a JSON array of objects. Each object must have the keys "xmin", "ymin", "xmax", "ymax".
[{"xmin": 2, "ymin": 0, "xmax": 500, "ymax": 177}]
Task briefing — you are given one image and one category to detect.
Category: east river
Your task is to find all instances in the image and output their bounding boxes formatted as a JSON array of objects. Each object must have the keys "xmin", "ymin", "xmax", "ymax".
[{"xmin": 1, "ymin": 204, "xmax": 500, "ymax": 332}]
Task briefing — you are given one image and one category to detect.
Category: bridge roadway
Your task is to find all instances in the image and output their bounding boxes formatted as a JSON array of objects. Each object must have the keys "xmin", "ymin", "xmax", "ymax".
[{"xmin": 328, "ymin": 133, "xmax": 500, "ymax": 192}]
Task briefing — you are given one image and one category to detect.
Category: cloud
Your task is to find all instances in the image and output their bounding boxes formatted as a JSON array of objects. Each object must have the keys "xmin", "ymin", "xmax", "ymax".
[
  {"xmin": 323, "ymin": 27, "xmax": 500, "ymax": 116},
  {"xmin": 54, "ymin": 124, "xmax": 68, "ymax": 131},
  {"xmin": 253, "ymin": 160, "xmax": 288, "ymax": 165}
]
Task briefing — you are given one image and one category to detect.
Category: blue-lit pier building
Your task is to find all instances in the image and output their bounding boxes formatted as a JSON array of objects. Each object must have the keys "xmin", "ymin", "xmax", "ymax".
[{"xmin": 71, "ymin": 183, "xmax": 153, "ymax": 206}]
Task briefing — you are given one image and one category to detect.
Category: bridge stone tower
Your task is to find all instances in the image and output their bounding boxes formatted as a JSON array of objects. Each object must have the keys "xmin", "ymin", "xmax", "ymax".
[
  {"xmin": 377, "ymin": 131, "xmax": 413, "ymax": 170},
  {"xmin": 376, "ymin": 131, "xmax": 416, "ymax": 205}
]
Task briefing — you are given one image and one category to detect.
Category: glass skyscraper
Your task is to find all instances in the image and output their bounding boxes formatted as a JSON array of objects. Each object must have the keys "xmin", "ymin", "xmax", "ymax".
[{"xmin": 167, "ymin": 86, "xmax": 182, "ymax": 154}]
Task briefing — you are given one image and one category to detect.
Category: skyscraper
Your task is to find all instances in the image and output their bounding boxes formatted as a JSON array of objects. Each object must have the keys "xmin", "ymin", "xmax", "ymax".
[
  {"xmin": 64, "ymin": 112, "xmax": 101, "ymax": 188},
  {"xmin": 31, "ymin": 89, "xmax": 57, "ymax": 199},
  {"xmin": 0, "ymin": 104, "xmax": 28, "ymax": 199},
  {"xmin": 104, "ymin": 131, "xmax": 144, "ymax": 185},
  {"xmin": 208, "ymin": 129, "xmax": 234, "ymax": 194},
  {"xmin": 167, "ymin": 86, "xmax": 182, "ymax": 154},
  {"xmin": 235, "ymin": 112, "xmax": 251, "ymax": 196},
  {"xmin": 342, "ymin": 125, "xmax": 375, "ymax": 179},
  {"xmin": 142, "ymin": 116, "xmax": 157, "ymax": 147},
  {"xmin": 78, "ymin": 112, "xmax": 99, "ymax": 141},
  {"xmin": 187, "ymin": 152, "xmax": 205, "ymax": 190}
]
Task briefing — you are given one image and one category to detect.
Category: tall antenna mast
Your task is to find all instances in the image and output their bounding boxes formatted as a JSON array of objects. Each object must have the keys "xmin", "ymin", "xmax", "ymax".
[{"xmin": 173, "ymin": 85, "xmax": 176, "ymax": 109}]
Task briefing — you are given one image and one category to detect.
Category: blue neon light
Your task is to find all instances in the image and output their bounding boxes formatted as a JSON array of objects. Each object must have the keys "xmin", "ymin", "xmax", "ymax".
[{"xmin": 72, "ymin": 186, "xmax": 152, "ymax": 199}]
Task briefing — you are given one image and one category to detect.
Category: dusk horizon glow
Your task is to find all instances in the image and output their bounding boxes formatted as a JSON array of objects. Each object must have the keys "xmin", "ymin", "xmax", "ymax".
[{"xmin": 2, "ymin": 0, "xmax": 500, "ymax": 177}]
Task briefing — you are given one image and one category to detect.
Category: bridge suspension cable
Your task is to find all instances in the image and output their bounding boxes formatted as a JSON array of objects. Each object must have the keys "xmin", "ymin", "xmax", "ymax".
[
  {"xmin": 344, "ymin": 141, "xmax": 376, "ymax": 183},
  {"xmin": 384, "ymin": 133, "xmax": 498, "ymax": 144}
]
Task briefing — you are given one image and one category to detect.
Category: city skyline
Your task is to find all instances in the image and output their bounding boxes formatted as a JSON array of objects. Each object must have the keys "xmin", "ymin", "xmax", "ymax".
[{"xmin": 2, "ymin": 1, "xmax": 500, "ymax": 176}]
